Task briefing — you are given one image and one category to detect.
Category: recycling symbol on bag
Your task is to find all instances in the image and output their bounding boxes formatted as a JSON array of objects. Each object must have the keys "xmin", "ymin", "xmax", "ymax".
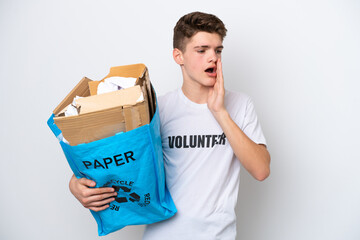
[{"xmin": 112, "ymin": 185, "xmax": 140, "ymax": 204}]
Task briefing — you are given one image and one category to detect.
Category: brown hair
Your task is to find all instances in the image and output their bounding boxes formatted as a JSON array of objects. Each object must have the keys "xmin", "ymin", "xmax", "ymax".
[{"xmin": 173, "ymin": 12, "xmax": 227, "ymax": 52}]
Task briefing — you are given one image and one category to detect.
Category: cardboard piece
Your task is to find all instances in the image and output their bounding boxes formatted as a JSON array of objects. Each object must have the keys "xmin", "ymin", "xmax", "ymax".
[
  {"xmin": 75, "ymin": 85, "xmax": 144, "ymax": 114},
  {"xmin": 53, "ymin": 64, "xmax": 154, "ymax": 146}
]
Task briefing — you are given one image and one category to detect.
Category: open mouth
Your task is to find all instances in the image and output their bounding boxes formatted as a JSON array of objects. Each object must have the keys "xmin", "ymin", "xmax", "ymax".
[{"xmin": 205, "ymin": 67, "xmax": 216, "ymax": 73}]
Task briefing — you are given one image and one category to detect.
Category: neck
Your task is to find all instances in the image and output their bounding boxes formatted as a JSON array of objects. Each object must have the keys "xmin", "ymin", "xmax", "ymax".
[{"xmin": 181, "ymin": 82, "xmax": 210, "ymax": 104}]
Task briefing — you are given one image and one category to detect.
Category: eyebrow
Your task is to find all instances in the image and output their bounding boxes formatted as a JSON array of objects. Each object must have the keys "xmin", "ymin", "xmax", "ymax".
[{"xmin": 194, "ymin": 45, "xmax": 224, "ymax": 49}]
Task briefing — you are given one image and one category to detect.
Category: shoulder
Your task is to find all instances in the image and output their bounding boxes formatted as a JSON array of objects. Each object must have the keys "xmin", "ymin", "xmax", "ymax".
[
  {"xmin": 157, "ymin": 89, "xmax": 180, "ymax": 121},
  {"xmin": 224, "ymin": 90, "xmax": 261, "ymax": 130},
  {"xmin": 224, "ymin": 90, "xmax": 252, "ymax": 113},
  {"xmin": 157, "ymin": 89, "xmax": 178, "ymax": 110},
  {"xmin": 225, "ymin": 90, "xmax": 251, "ymax": 102}
]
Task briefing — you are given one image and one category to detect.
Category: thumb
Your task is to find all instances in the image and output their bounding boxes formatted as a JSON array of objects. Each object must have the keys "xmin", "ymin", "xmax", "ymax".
[{"xmin": 79, "ymin": 178, "xmax": 96, "ymax": 187}]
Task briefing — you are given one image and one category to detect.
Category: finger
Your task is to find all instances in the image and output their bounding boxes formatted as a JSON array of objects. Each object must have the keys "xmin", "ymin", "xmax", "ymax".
[
  {"xmin": 217, "ymin": 59, "xmax": 224, "ymax": 87},
  {"xmin": 81, "ymin": 187, "xmax": 116, "ymax": 199},
  {"xmin": 88, "ymin": 187, "xmax": 115, "ymax": 196},
  {"xmin": 217, "ymin": 59, "xmax": 225, "ymax": 96},
  {"xmin": 86, "ymin": 196, "xmax": 116, "ymax": 208},
  {"xmin": 89, "ymin": 204, "xmax": 110, "ymax": 212},
  {"xmin": 216, "ymin": 59, "xmax": 221, "ymax": 79},
  {"xmin": 88, "ymin": 192, "xmax": 117, "ymax": 203},
  {"xmin": 79, "ymin": 178, "xmax": 96, "ymax": 188},
  {"xmin": 82, "ymin": 193, "xmax": 116, "ymax": 207}
]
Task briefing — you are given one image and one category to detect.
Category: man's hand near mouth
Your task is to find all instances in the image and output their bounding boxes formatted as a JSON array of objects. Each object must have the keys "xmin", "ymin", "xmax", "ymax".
[{"xmin": 207, "ymin": 58, "xmax": 225, "ymax": 115}]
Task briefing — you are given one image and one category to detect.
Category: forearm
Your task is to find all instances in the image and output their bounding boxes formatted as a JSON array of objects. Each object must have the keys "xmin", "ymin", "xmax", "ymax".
[
  {"xmin": 213, "ymin": 110, "xmax": 270, "ymax": 181},
  {"xmin": 206, "ymin": 59, "xmax": 270, "ymax": 180}
]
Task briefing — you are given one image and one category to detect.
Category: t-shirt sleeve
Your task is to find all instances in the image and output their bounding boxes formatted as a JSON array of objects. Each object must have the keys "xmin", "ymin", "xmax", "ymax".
[{"xmin": 242, "ymin": 98, "xmax": 267, "ymax": 146}]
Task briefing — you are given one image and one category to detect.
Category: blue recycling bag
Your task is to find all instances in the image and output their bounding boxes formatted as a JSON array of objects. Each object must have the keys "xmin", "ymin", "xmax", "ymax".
[{"xmin": 47, "ymin": 103, "xmax": 177, "ymax": 236}]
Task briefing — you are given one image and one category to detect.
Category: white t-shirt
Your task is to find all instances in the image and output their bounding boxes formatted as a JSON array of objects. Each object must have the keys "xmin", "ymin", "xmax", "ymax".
[{"xmin": 142, "ymin": 89, "xmax": 266, "ymax": 240}]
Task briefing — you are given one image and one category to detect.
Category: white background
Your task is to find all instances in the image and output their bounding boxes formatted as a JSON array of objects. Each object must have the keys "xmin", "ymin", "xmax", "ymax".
[{"xmin": 1, "ymin": 0, "xmax": 359, "ymax": 239}]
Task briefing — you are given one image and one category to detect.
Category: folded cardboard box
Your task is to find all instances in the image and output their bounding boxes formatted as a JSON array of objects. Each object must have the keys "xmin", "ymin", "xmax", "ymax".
[{"xmin": 53, "ymin": 63, "xmax": 155, "ymax": 146}]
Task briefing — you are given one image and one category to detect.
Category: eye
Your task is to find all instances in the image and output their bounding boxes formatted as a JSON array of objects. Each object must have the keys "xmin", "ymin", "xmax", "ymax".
[
  {"xmin": 197, "ymin": 50, "xmax": 205, "ymax": 53},
  {"xmin": 216, "ymin": 49, "xmax": 222, "ymax": 54}
]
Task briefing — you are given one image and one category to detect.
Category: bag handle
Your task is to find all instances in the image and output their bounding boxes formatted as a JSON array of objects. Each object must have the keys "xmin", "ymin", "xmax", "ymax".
[{"xmin": 47, "ymin": 114, "xmax": 62, "ymax": 137}]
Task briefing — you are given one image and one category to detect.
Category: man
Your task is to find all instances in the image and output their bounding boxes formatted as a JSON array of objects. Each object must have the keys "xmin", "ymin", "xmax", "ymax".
[{"xmin": 70, "ymin": 12, "xmax": 270, "ymax": 239}]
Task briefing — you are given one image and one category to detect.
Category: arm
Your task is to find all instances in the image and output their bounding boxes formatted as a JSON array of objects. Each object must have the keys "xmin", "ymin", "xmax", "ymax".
[
  {"xmin": 69, "ymin": 174, "xmax": 117, "ymax": 211},
  {"xmin": 207, "ymin": 59, "xmax": 270, "ymax": 181}
]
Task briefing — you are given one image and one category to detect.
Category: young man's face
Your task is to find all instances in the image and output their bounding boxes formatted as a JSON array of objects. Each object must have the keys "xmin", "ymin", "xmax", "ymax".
[{"xmin": 177, "ymin": 31, "xmax": 223, "ymax": 88}]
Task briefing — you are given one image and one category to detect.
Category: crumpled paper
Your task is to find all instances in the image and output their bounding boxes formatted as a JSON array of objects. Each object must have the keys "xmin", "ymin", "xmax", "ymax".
[{"xmin": 97, "ymin": 77, "xmax": 137, "ymax": 95}]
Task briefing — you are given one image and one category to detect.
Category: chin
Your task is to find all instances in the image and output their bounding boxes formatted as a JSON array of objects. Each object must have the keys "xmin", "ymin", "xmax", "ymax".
[
  {"xmin": 191, "ymin": 76, "xmax": 216, "ymax": 88},
  {"xmin": 202, "ymin": 78, "xmax": 216, "ymax": 87}
]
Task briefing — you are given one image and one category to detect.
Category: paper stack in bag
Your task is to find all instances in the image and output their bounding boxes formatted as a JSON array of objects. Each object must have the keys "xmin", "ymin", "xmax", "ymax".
[{"xmin": 53, "ymin": 63, "xmax": 155, "ymax": 146}]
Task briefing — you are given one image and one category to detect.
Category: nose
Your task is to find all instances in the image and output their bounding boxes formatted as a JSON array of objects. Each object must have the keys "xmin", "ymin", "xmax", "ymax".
[{"xmin": 208, "ymin": 50, "xmax": 218, "ymax": 63}]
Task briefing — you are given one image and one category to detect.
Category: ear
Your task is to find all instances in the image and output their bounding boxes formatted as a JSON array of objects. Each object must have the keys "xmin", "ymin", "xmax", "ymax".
[{"xmin": 173, "ymin": 48, "xmax": 184, "ymax": 65}]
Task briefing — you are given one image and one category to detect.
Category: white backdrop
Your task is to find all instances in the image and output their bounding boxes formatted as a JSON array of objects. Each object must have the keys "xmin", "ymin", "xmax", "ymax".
[{"xmin": 1, "ymin": 0, "xmax": 359, "ymax": 239}]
